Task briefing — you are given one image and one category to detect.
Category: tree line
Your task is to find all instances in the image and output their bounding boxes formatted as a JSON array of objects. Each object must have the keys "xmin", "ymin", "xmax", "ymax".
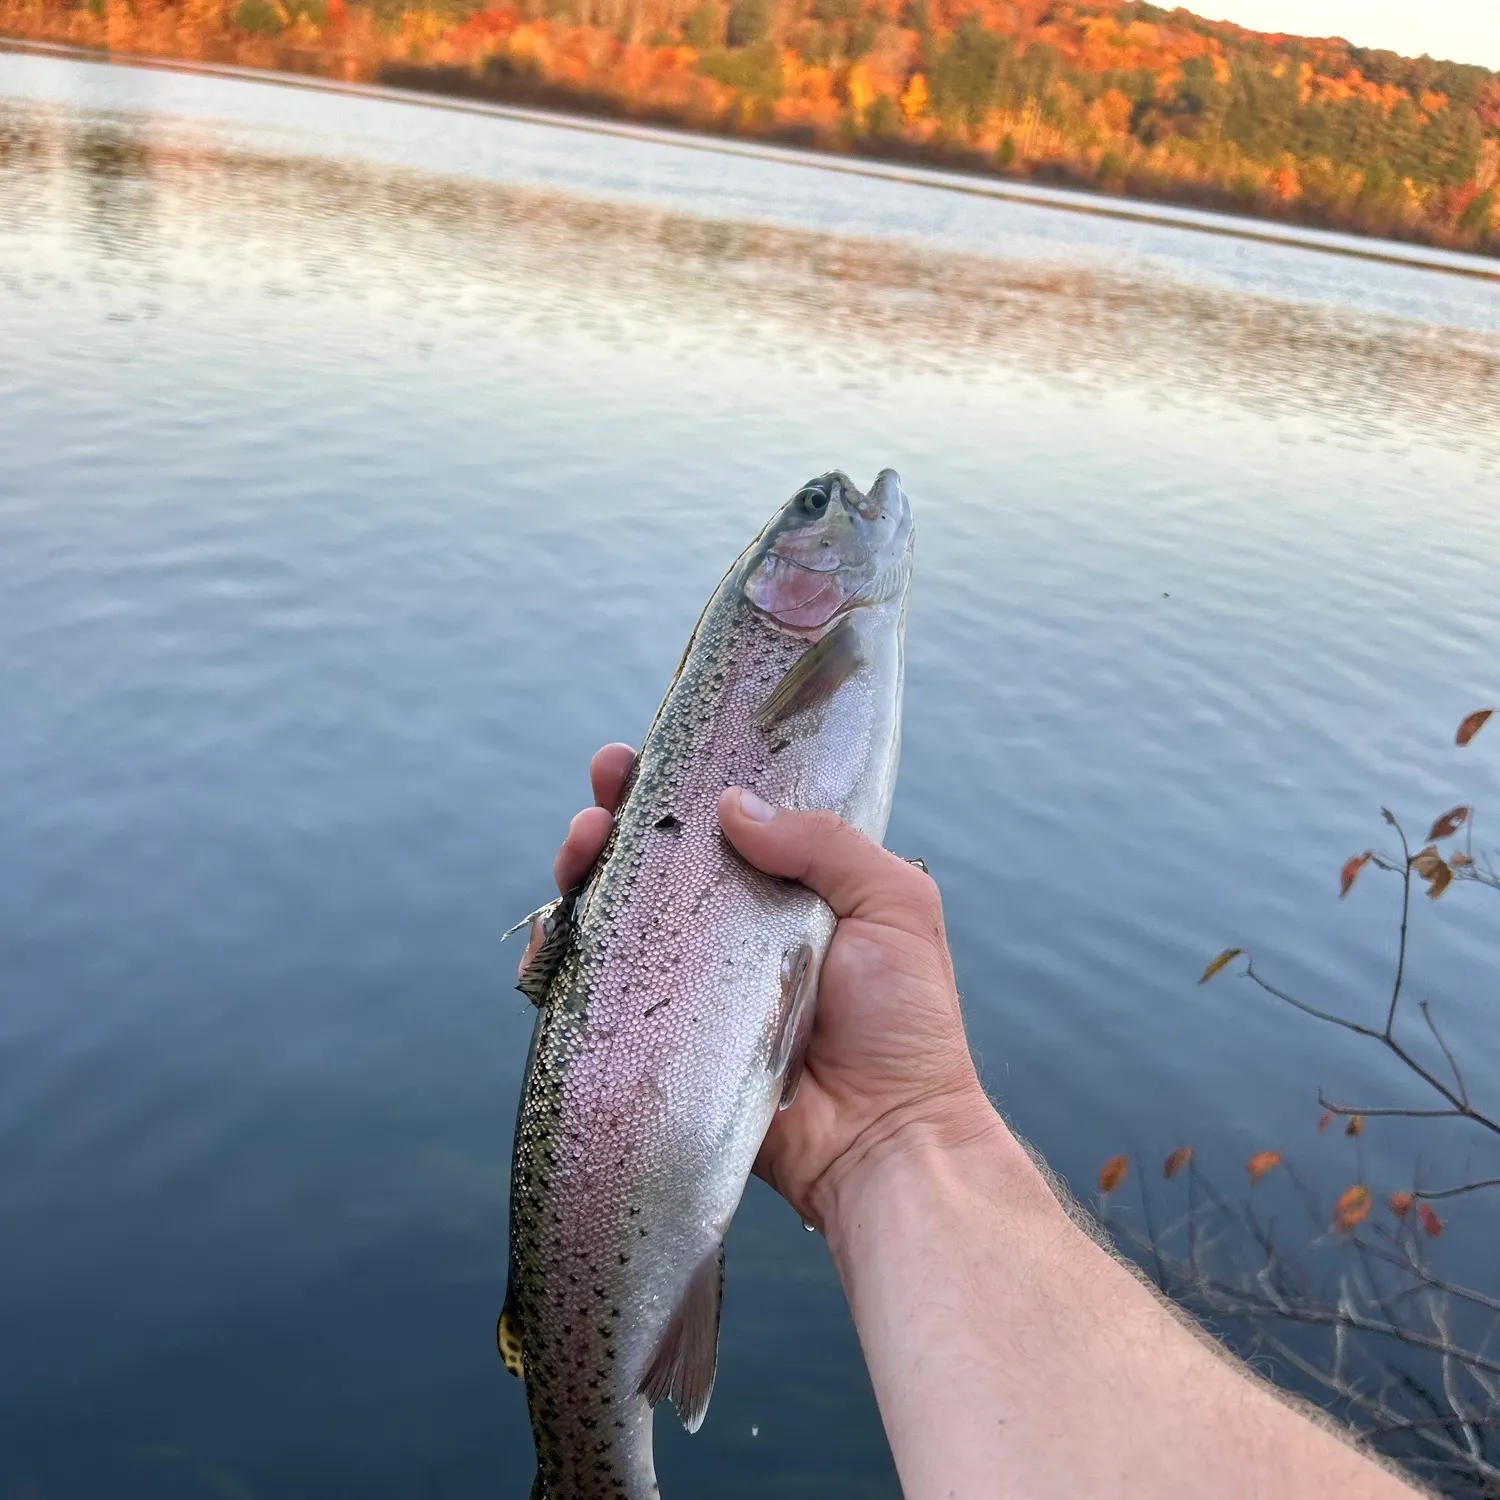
[{"xmin": 4, "ymin": 0, "xmax": 1498, "ymax": 250}]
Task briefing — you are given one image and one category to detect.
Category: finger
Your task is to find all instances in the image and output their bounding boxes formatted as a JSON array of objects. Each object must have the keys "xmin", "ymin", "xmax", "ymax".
[
  {"xmin": 717, "ymin": 787, "xmax": 944, "ymax": 941},
  {"xmin": 590, "ymin": 744, "xmax": 636, "ymax": 814},
  {"xmin": 554, "ymin": 805, "xmax": 613, "ymax": 894}
]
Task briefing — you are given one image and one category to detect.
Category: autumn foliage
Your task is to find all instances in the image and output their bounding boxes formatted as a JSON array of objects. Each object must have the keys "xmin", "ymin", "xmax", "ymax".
[
  {"xmin": 1101, "ymin": 710, "xmax": 1498, "ymax": 1493},
  {"xmin": 3, "ymin": 0, "xmax": 1498, "ymax": 252}
]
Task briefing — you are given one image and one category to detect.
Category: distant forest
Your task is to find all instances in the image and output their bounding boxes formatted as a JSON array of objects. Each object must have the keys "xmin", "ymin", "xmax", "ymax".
[{"xmin": 4, "ymin": 0, "xmax": 1499, "ymax": 251}]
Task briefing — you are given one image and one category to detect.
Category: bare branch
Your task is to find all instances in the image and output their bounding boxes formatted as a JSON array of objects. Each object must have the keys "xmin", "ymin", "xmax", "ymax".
[
  {"xmin": 1418, "ymin": 1178, "xmax": 1500, "ymax": 1204},
  {"xmin": 1317, "ymin": 1092, "xmax": 1469, "ymax": 1122},
  {"xmin": 1387, "ymin": 816, "xmax": 1414, "ymax": 1038},
  {"xmin": 1423, "ymin": 1000, "xmax": 1470, "ymax": 1108},
  {"xmin": 1243, "ymin": 961, "xmax": 1383, "ymax": 1038}
]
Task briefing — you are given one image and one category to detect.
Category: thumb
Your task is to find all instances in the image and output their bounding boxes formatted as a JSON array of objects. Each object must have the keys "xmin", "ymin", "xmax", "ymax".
[{"xmin": 717, "ymin": 786, "xmax": 942, "ymax": 940}]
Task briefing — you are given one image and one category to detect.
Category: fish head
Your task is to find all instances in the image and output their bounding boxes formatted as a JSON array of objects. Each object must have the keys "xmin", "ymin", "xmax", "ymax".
[{"xmin": 744, "ymin": 469, "xmax": 913, "ymax": 635}]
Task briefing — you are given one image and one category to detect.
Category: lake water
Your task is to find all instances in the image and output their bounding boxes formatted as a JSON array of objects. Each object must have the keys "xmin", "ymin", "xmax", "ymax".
[{"xmin": 3, "ymin": 45, "xmax": 1500, "ymax": 1500}]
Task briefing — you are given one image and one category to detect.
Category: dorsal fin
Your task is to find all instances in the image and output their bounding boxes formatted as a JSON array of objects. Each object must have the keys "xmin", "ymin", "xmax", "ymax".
[
  {"xmin": 770, "ymin": 942, "xmax": 819, "ymax": 1109},
  {"xmin": 516, "ymin": 887, "xmax": 580, "ymax": 1007},
  {"xmin": 638, "ymin": 1243, "xmax": 724, "ymax": 1433},
  {"xmin": 497, "ymin": 1280, "xmax": 525, "ymax": 1379},
  {"xmin": 755, "ymin": 615, "xmax": 863, "ymax": 731}
]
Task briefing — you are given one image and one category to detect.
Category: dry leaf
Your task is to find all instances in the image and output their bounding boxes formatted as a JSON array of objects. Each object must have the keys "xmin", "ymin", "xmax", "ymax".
[
  {"xmin": 1199, "ymin": 948, "xmax": 1243, "ymax": 984},
  {"xmin": 1318, "ymin": 1110, "xmax": 1335, "ymax": 1133},
  {"xmin": 1247, "ymin": 1150, "xmax": 1283, "ymax": 1185},
  {"xmin": 1163, "ymin": 1147, "xmax": 1194, "ymax": 1180},
  {"xmin": 1410, "ymin": 847, "xmax": 1454, "ymax": 899},
  {"xmin": 1419, "ymin": 1204, "xmax": 1445, "ymax": 1238},
  {"xmin": 1451, "ymin": 851, "xmax": 1475, "ymax": 868},
  {"xmin": 1456, "ymin": 709, "xmax": 1492, "ymax": 747},
  {"xmin": 1344, "ymin": 1114, "xmax": 1365, "ymax": 1137},
  {"xmin": 1388, "ymin": 1192, "xmax": 1414, "ymax": 1220},
  {"xmin": 1428, "ymin": 806, "xmax": 1469, "ymax": 841},
  {"xmin": 1333, "ymin": 1184, "xmax": 1372, "ymax": 1232},
  {"xmin": 1340, "ymin": 852, "xmax": 1371, "ymax": 898},
  {"xmin": 1099, "ymin": 1156, "xmax": 1129, "ymax": 1195}
]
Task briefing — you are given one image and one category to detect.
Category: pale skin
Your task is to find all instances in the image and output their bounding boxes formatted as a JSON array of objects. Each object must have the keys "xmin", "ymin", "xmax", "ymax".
[{"xmin": 524, "ymin": 742, "xmax": 1427, "ymax": 1500}]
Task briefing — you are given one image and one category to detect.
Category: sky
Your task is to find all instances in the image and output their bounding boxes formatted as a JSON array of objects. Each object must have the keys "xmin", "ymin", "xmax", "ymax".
[{"xmin": 1205, "ymin": 0, "xmax": 1500, "ymax": 71}]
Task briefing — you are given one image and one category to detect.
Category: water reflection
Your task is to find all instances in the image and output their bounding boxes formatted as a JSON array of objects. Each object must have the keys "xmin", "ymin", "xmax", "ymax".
[{"xmin": 5, "ymin": 104, "xmax": 1499, "ymax": 465}]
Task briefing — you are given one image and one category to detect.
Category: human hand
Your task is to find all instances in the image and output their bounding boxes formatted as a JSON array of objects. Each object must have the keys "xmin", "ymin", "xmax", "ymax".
[{"xmin": 523, "ymin": 744, "xmax": 999, "ymax": 1230}]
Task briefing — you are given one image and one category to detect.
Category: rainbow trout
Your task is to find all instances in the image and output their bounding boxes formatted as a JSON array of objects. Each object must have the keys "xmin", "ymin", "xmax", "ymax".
[{"xmin": 504, "ymin": 469, "xmax": 914, "ymax": 1499}]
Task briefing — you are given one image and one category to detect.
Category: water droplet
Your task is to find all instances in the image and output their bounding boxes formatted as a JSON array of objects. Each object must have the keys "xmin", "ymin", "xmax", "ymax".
[
  {"xmin": 801, "ymin": 1218, "xmax": 816, "ymax": 1233},
  {"xmin": 751, "ymin": 1424, "xmax": 760, "ymax": 1438}
]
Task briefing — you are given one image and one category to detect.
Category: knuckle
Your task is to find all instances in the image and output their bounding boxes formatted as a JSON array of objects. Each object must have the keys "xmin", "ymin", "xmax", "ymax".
[
  {"xmin": 893, "ymin": 861, "xmax": 945, "ymax": 925},
  {"xmin": 804, "ymin": 807, "xmax": 847, "ymax": 839},
  {"xmin": 909, "ymin": 866, "xmax": 944, "ymax": 916}
]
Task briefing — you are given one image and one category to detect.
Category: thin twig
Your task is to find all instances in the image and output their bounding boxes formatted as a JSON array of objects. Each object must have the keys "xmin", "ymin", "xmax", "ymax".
[
  {"xmin": 1422, "ymin": 1000, "xmax": 1470, "ymax": 1107},
  {"xmin": 1386, "ymin": 815, "xmax": 1414, "ymax": 1038},
  {"xmin": 1317, "ymin": 1096, "xmax": 1469, "ymax": 1122},
  {"xmin": 1418, "ymin": 1178, "xmax": 1500, "ymax": 1204}
]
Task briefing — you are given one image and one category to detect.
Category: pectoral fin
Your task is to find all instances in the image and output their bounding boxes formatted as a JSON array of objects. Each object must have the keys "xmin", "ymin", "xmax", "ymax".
[
  {"xmin": 515, "ymin": 887, "xmax": 579, "ymax": 1007},
  {"xmin": 770, "ymin": 942, "xmax": 818, "ymax": 1109},
  {"xmin": 638, "ymin": 1243, "xmax": 724, "ymax": 1433},
  {"xmin": 755, "ymin": 616, "xmax": 863, "ymax": 731},
  {"xmin": 497, "ymin": 1280, "xmax": 525, "ymax": 1379}
]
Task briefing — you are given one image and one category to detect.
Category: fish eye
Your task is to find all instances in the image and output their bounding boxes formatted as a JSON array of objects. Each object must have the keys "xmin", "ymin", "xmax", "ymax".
[{"xmin": 796, "ymin": 482, "xmax": 831, "ymax": 515}]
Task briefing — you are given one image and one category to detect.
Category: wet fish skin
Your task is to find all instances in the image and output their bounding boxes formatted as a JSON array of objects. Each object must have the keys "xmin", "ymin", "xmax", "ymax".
[{"xmin": 509, "ymin": 469, "xmax": 914, "ymax": 1500}]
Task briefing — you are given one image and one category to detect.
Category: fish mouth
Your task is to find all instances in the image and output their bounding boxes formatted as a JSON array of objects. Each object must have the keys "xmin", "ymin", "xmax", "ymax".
[
  {"xmin": 859, "ymin": 467, "xmax": 908, "ymax": 525},
  {"xmin": 765, "ymin": 551, "xmax": 841, "ymax": 575}
]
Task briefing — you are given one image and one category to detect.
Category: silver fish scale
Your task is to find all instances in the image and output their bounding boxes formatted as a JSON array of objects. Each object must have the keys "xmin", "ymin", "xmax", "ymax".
[{"xmin": 510, "ymin": 482, "xmax": 908, "ymax": 1500}]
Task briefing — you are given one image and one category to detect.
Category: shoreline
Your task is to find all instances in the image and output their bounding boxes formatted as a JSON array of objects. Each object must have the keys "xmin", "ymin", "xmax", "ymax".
[{"xmin": 4, "ymin": 34, "xmax": 1500, "ymax": 288}]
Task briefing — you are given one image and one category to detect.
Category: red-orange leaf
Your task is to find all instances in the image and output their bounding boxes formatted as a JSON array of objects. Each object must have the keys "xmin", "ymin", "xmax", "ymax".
[
  {"xmin": 1345, "ymin": 1114, "xmax": 1365, "ymax": 1137},
  {"xmin": 1388, "ymin": 1191, "xmax": 1414, "ymax": 1220},
  {"xmin": 1333, "ymin": 1184, "xmax": 1372, "ymax": 1231},
  {"xmin": 1247, "ymin": 1150, "xmax": 1283, "ymax": 1185},
  {"xmin": 1163, "ymin": 1146, "xmax": 1194, "ymax": 1180},
  {"xmin": 1428, "ymin": 806, "xmax": 1469, "ymax": 841},
  {"xmin": 1452, "ymin": 850, "xmax": 1475, "ymax": 868},
  {"xmin": 1099, "ymin": 1155, "xmax": 1129, "ymax": 1195},
  {"xmin": 1199, "ymin": 948, "xmax": 1243, "ymax": 984},
  {"xmin": 1456, "ymin": 709, "xmax": 1492, "ymax": 747},
  {"xmin": 1318, "ymin": 1109, "xmax": 1335, "ymax": 1133},
  {"xmin": 1340, "ymin": 852, "xmax": 1371, "ymax": 898},
  {"xmin": 1419, "ymin": 1203, "xmax": 1444, "ymax": 1238}
]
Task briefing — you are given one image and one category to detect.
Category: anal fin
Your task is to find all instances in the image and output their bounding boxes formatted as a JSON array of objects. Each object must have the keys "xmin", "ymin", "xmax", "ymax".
[
  {"xmin": 770, "ymin": 942, "xmax": 819, "ymax": 1109},
  {"xmin": 755, "ymin": 615, "xmax": 863, "ymax": 731},
  {"xmin": 638, "ymin": 1243, "xmax": 724, "ymax": 1434},
  {"xmin": 497, "ymin": 1280, "xmax": 525, "ymax": 1380}
]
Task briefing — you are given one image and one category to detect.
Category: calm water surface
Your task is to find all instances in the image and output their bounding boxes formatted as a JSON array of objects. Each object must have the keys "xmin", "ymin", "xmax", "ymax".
[{"xmin": 3, "ymin": 48, "xmax": 1500, "ymax": 1500}]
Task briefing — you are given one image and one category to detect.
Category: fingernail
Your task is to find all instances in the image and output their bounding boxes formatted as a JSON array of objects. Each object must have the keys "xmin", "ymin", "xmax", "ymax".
[{"xmin": 738, "ymin": 787, "xmax": 778, "ymax": 823}]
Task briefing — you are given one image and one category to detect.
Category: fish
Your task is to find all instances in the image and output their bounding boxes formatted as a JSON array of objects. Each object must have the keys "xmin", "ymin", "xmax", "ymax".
[{"xmin": 504, "ymin": 468, "xmax": 915, "ymax": 1499}]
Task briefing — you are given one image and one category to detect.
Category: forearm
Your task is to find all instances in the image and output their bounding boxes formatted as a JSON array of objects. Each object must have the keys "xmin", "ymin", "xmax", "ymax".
[{"xmin": 820, "ymin": 1102, "xmax": 1422, "ymax": 1500}]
